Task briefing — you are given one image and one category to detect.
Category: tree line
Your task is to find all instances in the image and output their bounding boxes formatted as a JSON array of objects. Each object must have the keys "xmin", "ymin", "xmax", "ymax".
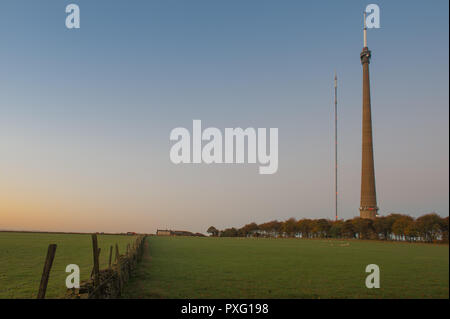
[{"xmin": 207, "ymin": 213, "xmax": 449, "ymax": 243}]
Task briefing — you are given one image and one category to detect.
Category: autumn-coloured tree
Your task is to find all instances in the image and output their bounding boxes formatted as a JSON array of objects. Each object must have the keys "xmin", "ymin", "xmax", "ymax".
[
  {"xmin": 220, "ymin": 227, "xmax": 238, "ymax": 237},
  {"xmin": 207, "ymin": 226, "xmax": 219, "ymax": 237},
  {"xmin": 239, "ymin": 222, "xmax": 259, "ymax": 237},
  {"xmin": 373, "ymin": 216, "xmax": 390, "ymax": 240},
  {"xmin": 416, "ymin": 213, "xmax": 443, "ymax": 242},
  {"xmin": 270, "ymin": 221, "xmax": 283, "ymax": 236},
  {"xmin": 312, "ymin": 219, "xmax": 332, "ymax": 238},
  {"xmin": 258, "ymin": 220, "xmax": 283, "ymax": 237},
  {"xmin": 441, "ymin": 216, "xmax": 449, "ymax": 243},
  {"xmin": 214, "ymin": 213, "xmax": 447, "ymax": 243},
  {"xmin": 352, "ymin": 218, "xmax": 375, "ymax": 240},
  {"xmin": 391, "ymin": 215, "xmax": 414, "ymax": 240},
  {"xmin": 342, "ymin": 220, "xmax": 355, "ymax": 239},
  {"xmin": 258, "ymin": 221, "xmax": 275, "ymax": 237},
  {"xmin": 297, "ymin": 219, "xmax": 313, "ymax": 239},
  {"xmin": 405, "ymin": 220, "xmax": 420, "ymax": 242},
  {"xmin": 329, "ymin": 220, "xmax": 344, "ymax": 238},
  {"xmin": 282, "ymin": 218, "xmax": 298, "ymax": 237},
  {"xmin": 385, "ymin": 214, "xmax": 407, "ymax": 238}
]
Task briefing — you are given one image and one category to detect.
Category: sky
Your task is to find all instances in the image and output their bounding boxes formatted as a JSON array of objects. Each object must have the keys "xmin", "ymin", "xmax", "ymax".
[{"xmin": 0, "ymin": 0, "xmax": 448, "ymax": 234}]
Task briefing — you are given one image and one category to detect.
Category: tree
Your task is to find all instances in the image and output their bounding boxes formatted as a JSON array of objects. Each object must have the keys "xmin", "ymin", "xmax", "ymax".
[
  {"xmin": 440, "ymin": 216, "xmax": 449, "ymax": 243},
  {"xmin": 352, "ymin": 218, "xmax": 375, "ymax": 239},
  {"xmin": 385, "ymin": 214, "xmax": 406, "ymax": 239},
  {"xmin": 240, "ymin": 222, "xmax": 259, "ymax": 237},
  {"xmin": 220, "ymin": 227, "xmax": 238, "ymax": 237},
  {"xmin": 312, "ymin": 219, "xmax": 332, "ymax": 238},
  {"xmin": 258, "ymin": 220, "xmax": 283, "ymax": 237},
  {"xmin": 329, "ymin": 220, "xmax": 344, "ymax": 238},
  {"xmin": 270, "ymin": 220, "xmax": 283, "ymax": 237},
  {"xmin": 416, "ymin": 213, "xmax": 443, "ymax": 242},
  {"xmin": 207, "ymin": 226, "xmax": 219, "ymax": 237},
  {"xmin": 258, "ymin": 221, "xmax": 274, "ymax": 237},
  {"xmin": 392, "ymin": 215, "xmax": 414, "ymax": 241},
  {"xmin": 214, "ymin": 213, "xmax": 447, "ymax": 242},
  {"xmin": 405, "ymin": 220, "xmax": 419, "ymax": 242},
  {"xmin": 297, "ymin": 219, "xmax": 312, "ymax": 239},
  {"xmin": 342, "ymin": 220, "xmax": 355, "ymax": 238},
  {"xmin": 282, "ymin": 218, "xmax": 298, "ymax": 237},
  {"xmin": 373, "ymin": 216, "xmax": 390, "ymax": 240}
]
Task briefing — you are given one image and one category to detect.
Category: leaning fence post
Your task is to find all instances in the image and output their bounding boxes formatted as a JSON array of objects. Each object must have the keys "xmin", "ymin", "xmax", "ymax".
[
  {"xmin": 108, "ymin": 245, "xmax": 113, "ymax": 268},
  {"xmin": 91, "ymin": 234, "xmax": 100, "ymax": 287},
  {"xmin": 37, "ymin": 244, "xmax": 57, "ymax": 299},
  {"xmin": 115, "ymin": 244, "xmax": 120, "ymax": 262},
  {"xmin": 114, "ymin": 243, "xmax": 122, "ymax": 291},
  {"xmin": 90, "ymin": 248, "xmax": 101, "ymax": 278}
]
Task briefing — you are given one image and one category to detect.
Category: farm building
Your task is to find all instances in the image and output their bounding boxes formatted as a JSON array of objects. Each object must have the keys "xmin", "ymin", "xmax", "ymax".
[
  {"xmin": 156, "ymin": 229, "xmax": 205, "ymax": 237},
  {"xmin": 156, "ymin": 229, "xmax": 171, "ymax": 236}
]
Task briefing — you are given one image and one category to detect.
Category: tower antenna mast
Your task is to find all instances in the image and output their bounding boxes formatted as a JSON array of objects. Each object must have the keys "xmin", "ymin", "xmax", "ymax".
[
  {"xmin": 363, "ymin": 11, "xmax": 367, "ymax": 48},
  {"xmin": 334, "ymin": 72, "xmax": 338, "ymax": 221}
]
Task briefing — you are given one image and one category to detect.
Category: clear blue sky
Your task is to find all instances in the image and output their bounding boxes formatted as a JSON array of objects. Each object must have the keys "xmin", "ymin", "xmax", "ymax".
[{"xmin": 0, "ymin": 0, "xmax": 448, "ymax": 233}]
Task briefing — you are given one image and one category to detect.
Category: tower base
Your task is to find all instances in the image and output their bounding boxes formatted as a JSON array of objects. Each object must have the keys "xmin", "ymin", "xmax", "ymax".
[{"xmin": 359, "ymin": 207, "xmax": 378, "ymax": 220}]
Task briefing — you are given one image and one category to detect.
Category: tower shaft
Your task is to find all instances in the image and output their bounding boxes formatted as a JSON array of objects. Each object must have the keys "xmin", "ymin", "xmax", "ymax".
[{"xmin": 360, "ymin": 47, "xmax": 378, "ymax": 219}]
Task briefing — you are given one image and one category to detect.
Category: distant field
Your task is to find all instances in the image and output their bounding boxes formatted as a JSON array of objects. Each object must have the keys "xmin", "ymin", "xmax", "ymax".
[
  {"xmin": 0, "ymin": 232, "xmax": 137, "ymax": 298},
  {"xmin": 123, "ymin": 236, "xmax": 449, "ymax": 299}
]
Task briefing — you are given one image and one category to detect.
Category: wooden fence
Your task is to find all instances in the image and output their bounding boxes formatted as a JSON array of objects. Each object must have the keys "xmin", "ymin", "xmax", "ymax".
[{"xmin": 37, "ymin": 234, "xmax": 146, "ymax": 299}]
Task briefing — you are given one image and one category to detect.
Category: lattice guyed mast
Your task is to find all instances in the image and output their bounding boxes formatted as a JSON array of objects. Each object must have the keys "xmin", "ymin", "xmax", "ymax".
[{"xmin": 334, "ymin": 72, "xmax": 338, "ymax": 221}]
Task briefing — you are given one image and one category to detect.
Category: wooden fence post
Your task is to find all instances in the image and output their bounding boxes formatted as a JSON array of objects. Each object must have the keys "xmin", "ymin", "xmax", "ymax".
[
  {"xmin": 91, "ymin": 234, "xmax": 100, "ymax": 287},
  {"xmin": 108, "ymin": 245, "xmax": 113, "ymax": 268},
  {"xmin": 115, "ymin": 243, "xmax": 120, "ymax": 262},
  {"xmin": 90, "ymin": 248, "xmax": 101, "ymax": 278},
  {"xmin": 114, "ymin": 243, "xmax": 122, "ymax": 291},
  {"xmin": 37, "ymin": 244, "xmax": 57, "ymax": 299}
]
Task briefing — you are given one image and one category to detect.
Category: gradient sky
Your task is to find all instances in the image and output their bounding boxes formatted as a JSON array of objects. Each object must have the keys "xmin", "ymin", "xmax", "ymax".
[{"xmin": 0, "ymin": 0, "xmax": 448, "ymax": 233}]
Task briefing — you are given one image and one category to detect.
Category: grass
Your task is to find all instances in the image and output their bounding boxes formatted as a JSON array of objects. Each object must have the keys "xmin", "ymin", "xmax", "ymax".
[
  {"xmin": 0, "ymin": 232, "xmax": 137, "ymax": 298},
  {"xmin": 123, "ymin": 236, "xmax": 449, "ymax": 299}
]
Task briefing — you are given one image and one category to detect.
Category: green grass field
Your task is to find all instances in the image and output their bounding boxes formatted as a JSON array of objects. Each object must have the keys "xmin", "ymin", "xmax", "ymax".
[
  {"xmin": 123, "ymin": 236, "xmax": 449, "ymax": 299},
  {"xmin": 0, "ymin": 232, "xmax": 137, "ymax": 298}
]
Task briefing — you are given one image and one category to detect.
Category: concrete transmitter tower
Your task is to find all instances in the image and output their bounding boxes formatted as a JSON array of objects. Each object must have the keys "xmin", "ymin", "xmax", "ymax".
[{"xmin": 359, "ymin": 13, "xmax": 378, "ymax": 219}]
